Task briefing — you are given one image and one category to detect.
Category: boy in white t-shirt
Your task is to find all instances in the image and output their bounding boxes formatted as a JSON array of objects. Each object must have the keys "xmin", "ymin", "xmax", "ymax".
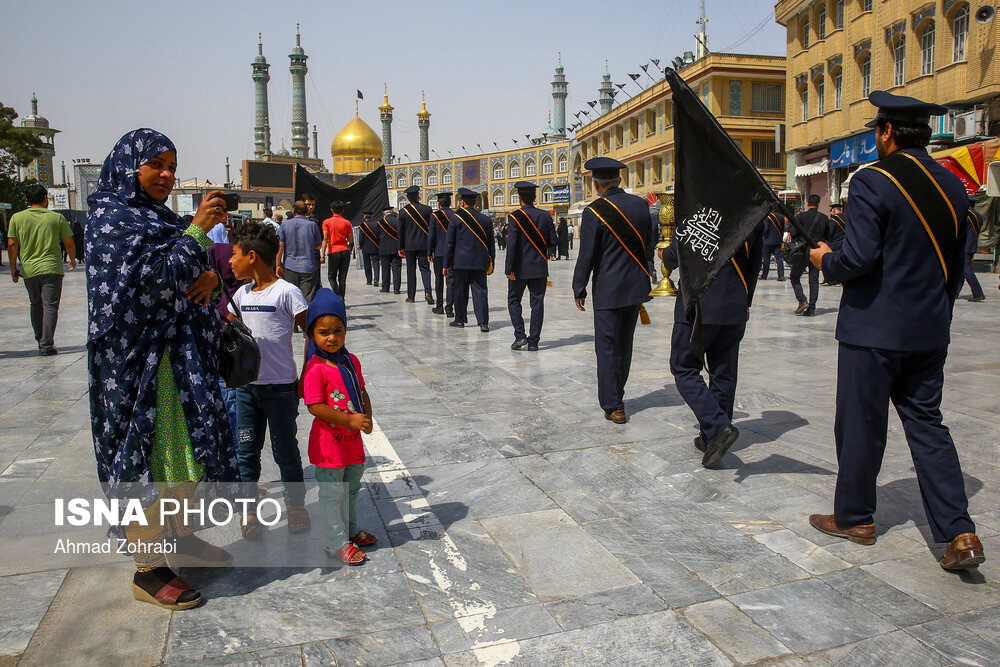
[{"xmin": 228, "ymin": 221, "xmax": 311, "ymax": 538}]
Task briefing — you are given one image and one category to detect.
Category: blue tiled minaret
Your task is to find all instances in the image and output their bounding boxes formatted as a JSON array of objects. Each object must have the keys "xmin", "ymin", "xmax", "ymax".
[
  {"xmin": 251, "ymin": 33, "xmax": 271, "ymax": 158},
  {"xmin": 289, "ymin": 24, "xmax": 309, "ymax": 158},
  {"xmin": 379, "ymin": 85, "xmax": 394, "ymax": 166},
  {"xmin": 551, "ymin": 54, "xmax": 568, "ymax": 137}
]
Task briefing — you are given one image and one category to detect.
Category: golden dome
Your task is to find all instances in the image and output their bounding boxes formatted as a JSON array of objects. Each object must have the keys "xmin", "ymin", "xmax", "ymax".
[{"xmin": 331, "ymin": 113, "xmax": 383, "ymax": 174}]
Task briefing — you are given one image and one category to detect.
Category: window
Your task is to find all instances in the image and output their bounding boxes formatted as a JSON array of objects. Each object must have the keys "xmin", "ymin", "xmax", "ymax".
[
  {"xmin": 665, "ymin": 153, "xmax": 671, "ymax": 182},
  {"xmin": 492, "ymin": 162, "xmax": 504, "ymax": 180},
  {"xmin": 861, "ymin": 0, "xmax": 871, "ymax": 12},
  {"xmin": 893, "ymin": 35, "xmax": 906, "ymax": 86},
  {"xmin": 816, "ymin": 76, "xmax": 825, "ymax": 115},
  {"xmin": 396, "ymin": 172, "xmax": 407, "ymax": 188},
  {"xmin": 509, "ymin": 189, "xmax": 518, "ymax": 205},
  {"xmin": 557, "ymin": 154, "xmax": 568, "ymax": 172},
  {"xmin": 751, "ymin": 82, "xmax": 783, "ymax": 112},
  {"xmin": 801, "ymin": 14, "xmax": 810, "ymax": 49},
  {"xmin": 615, "ymin": 125, "xmax": 624, "ymax": 148},
  {"xmin": 386, "ymin": 173, "xmax": 393, "ymax": 189},
  {"xmin": 702, "ymin": 83, "xmax": 710, "ymax": 106},
  {"xmin": 953, "ymin": 4, "xmax": 968, "ymax": 62},
  {"xmin": 752, "ymin": 139, "xmax": 782, "ymax": 170},
  {"xmin": 729, "ymin": 80, "xmax": 742, "ymax": 115},
  {"xmin": 833, "ymin": 68, "xmax": 842, "ymax": 109},
  {"xmin": 817, "ymin": 5, "xmax": 826, "ymax": 40},
  {"xmin": 492, "ymin": 189, "xmax": 504, "ymax": 207},
  {"xmin": 629, "ymin": 117, "xmax": 639, "ymax": 142},
  {"xmin": 540, "ymin": 185, "xmax": 553, "ymax": 204},
  {"xmin": 412, "ymin": 172, "xmax": 422, "ymax": 187},
  {"xmin": 524, "ymin": 158, "xmax": 536, "ymax": 177},
  {"xmin": 920, "ymin": 22, "xmax": 935, "ymax": 75},
  {"xmin": 426, "ymin": 170, "xmax": 438, "ymax": 186},
  {"xmin": 835, "ymin": 0, "xmax": 844, "ymax": 29},
  {"xmin": 652, "ymin": 156, "xmax": 662, "ymax": 183},
  {"xmin": 541, "ymin": 155, "xmax": 553, "ymax": 175},
  {"xmin": 509, "ymin": 161, "xmax": 521, "ymax": 178},
  {"xmin": 801, "ymin": 86, "xmax": 809, "ymax": 121},
  {"xmin": 441, "ymin": 168, "xmax": 452, "ymax": 185},
  {"xmin": 860, "ymin": 53, "xmax": 871, "ymax": 98}
]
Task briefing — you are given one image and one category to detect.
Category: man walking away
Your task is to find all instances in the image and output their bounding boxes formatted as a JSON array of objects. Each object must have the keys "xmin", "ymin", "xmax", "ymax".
[
  {"xmin": 7, "ymin": 184, "xmax": 75, "ymax": 355},
  {"xmin": 321, "ymin": 200, "xmax": 353, "ymax": 299},
  {"xmin": 277, "ymin": 200, "xmax": 323, "ymax": 304},
  {"xmin": 787, "ymin": 194, "xmax": 829, "ymax": 316}
]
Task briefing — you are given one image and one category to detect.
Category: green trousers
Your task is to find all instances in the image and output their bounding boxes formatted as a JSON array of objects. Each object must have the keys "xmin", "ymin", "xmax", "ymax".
[{"xmin": 315, "ymin": 464, "xmax": 364, "ymax": 549}]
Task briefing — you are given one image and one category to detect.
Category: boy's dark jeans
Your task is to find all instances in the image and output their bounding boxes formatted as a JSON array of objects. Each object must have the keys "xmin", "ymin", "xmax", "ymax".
[{"xmin": 234, "ymin": 382, "xmax": 305, "ymax": 509}]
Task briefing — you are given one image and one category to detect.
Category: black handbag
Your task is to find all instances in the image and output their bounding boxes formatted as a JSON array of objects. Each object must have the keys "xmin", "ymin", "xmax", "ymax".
[{"xmin": 218, "ymin": 285, "xmax": 260, "ymax": 388}]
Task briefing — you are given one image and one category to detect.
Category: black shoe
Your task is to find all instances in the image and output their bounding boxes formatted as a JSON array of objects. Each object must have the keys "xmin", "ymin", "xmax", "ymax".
[
  {"xmin": 425, "ymin": 293, "xmax": 435, "ymax": 304},
  {"xmin": 701, "ymin": 425, "xmax": 739, "ymax": 467},
  {"xmin": 380, "ymin": 288, "xmax": 389, "ymax": 293},
  {"xmin": 794, "ymin": 302, "xmax": 808, "ymax": 314},
  {"xmin": 511, "ymin": 338, "xmax": 528, "ymax": 350},
  {"xmin": 970, "ymin": 295, "xmax": 985, "ymax": 302},
  {"xmin": 432, "ymin": 307, "xmax": 445, "ymax": 314},
  {"xmin": 394, "ymin": 290, "xmax": 401, "ymax": 294},
  {"xmin": 445, "ymin": 307, "xmax": 454, "ymax": 317},
  {"xmin": 777, "ymin": 277, "xmax": 786, "ymax": 282},
  {"xmin": 803, "ymin": 307, "xmax": 815, "ymax": 317},
  {"xmin": 39, "ymin": 348, "xmax": 58, "ymax": 356},
  {"xmin": 527, "ymin": 344, "xmax": 538, "ymax": 351},
  {"xmin": 373, "ymin": 280, "xmax": 379, "ymax": 287},
  {"xmin": 480, "ymin": 325, "xmax": 489, "ymax": 332},
  {"xmin": 449, "ymin": 321, "xmax": 464, "ymax": 328},
  {"xmin": 694, "ymin": 436, "xmax": 706, "ymax": 453}
]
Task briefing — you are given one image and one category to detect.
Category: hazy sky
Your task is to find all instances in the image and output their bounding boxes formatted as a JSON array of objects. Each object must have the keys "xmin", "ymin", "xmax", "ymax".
[{"xmin": 1, "ymin": 0, "xmax": 785, "ymax": 185}]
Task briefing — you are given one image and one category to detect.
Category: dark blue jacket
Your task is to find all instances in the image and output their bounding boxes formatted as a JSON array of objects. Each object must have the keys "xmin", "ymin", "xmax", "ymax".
[
  {"xmin": 822, "ymin": 147, "xmax": 969, "ymax": 351},
  {"xmin": 356, "ymin": 218, "xmax": 380, "ymax": 254},
  {"xmin": 572, "ymin": 187, "xmax": 656, "ymax": 310},
  {"xmin": 398, "ymin": 201, "xmax": 433, "ymax": 252},
  {"xmin": 445, "ymin": 206, "xmax": 495, "ymax": 271},
  {"xmin": 828, "ymin": 214, "xmax": 846, "ymax": 250},
  {"xmin": 428, "ymin": 207, "xmax": 456, "ymax": 257},
  {"xmin": 663, "ymin": 222, "xmax": 764, "ymax": 325},
  {"xmin": 505, "ymin": 206, "xmax": 555, "ymax": 279},
  {"xmin": 377, "ymin": 212, "xmax": 401, "ymax": 256},
  {"xmin": 965, "ymin": 208, "xmax": 982, "ymax": 255},
  {"xmin": 763, "ymin": 212, "xmax": 785, "ymax": 246}
]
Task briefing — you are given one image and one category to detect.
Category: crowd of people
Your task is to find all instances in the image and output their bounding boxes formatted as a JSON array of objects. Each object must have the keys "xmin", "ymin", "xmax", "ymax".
[{"xmin": 3, "ymin": 89, "xmax": 991, "ymax": 611}]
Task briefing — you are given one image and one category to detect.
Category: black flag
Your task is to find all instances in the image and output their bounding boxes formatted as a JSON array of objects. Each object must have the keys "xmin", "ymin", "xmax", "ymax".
[
  {"xmin": 295, "ymin": 164, "xmax": 389, "ymax": 224},
  {"xmin": 357, "ymin": 90, "xmax": 363, "ymax": 100},
  {"xmin": 664, "ymin": 67, "xmax": 778, "ymax": 327},
  {"xmin": 628, "ymin": 73, "xmax": 641, "ymax": 81},
  {"xmin": 587, "ymin": 100, "xmax": 597, "ymax": 108}
]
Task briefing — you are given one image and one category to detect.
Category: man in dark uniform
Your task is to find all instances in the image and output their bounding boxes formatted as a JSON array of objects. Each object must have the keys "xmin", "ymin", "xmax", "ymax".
[
  {"xmin": 823, "ymin": 203, "xmax": 846, "ymax": 286},
  {"xmin": 428, "ymin": 191, "xmax": 457, "ymax": 317},
  {"xmin": 760, "ymin": 211, "xmax": 786, "ymax": 281},
  {"xmin": 506, "ymin": 181, "xmax": 555, "ymax": 351},
  {"xmin": 445, "ymin": 188, "xmax": 495, "ymax": 331},
  {"xmin": 573, "ymin": 158, "xmax": 655, "ymax": 424},
  {"xmin": 787, "ymin": 194, "xmax": 829, "ymax": 316},
  {"xmin": 663, "ymin": 221, "xmax": 764, "ymax": 466},
  {"xmin": 959, "ymin": 200, "xmax": 985, "ymax": 302},
  {"xmin": 398, "ymin": 185, "xmax": 434, "ymax": 304},
  {"xmin": 356, "ymin": 211, "xmax": 381, "ymax": 287},
  {"xmin": 808, "ymin": 91, "xmax": 983, "ymax": 570},
  {"xmin": 377, "ymin": 206, "xmax": 402, "ymax": 294}
]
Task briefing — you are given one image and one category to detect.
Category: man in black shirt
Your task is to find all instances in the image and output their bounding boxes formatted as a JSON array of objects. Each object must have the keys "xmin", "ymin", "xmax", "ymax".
[{"xmin": 787, "ymin": 194, "xmax": 829, "ymax": 316}]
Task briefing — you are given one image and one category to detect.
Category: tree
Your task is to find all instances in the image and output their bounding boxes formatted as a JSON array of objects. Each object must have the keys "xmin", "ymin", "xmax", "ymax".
[{"xmin": 0, "ymin": 102, "xmax": 46, "ymax": 213}]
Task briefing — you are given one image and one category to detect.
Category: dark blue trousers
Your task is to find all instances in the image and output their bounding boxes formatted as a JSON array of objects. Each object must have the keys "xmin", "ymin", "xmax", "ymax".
[
  {"xmin": 790, "ymin": 252, "xmax": 819, "ymax": 307},
  {"xmin": 834, "ymin": 343, "xmax": 974, "ymax": 542},
  {"xmin": 452, "ymin": 269, "xmax": 488, "ymax": 325},
  {"xmin": 362, "ymin": 252, "xmax": 380, "ymax": 285},
  {"xmin": 670, "ymin": 321, "xmax": 745, "ymax": 441},
  {"xmin": 404, "ymin": 252, "xmax": 432, "ymax": 299},
  {"xmin": 379, "ymin": 255, "xmax": 401, "ymax": 293},
  {"xmin": 593, "ymin": 305, "xmax": 641, "ymax": 413},
  {"xmin": 962, "ymin": 254, "xmax": 984, "ymax": 299},
  {"xmin": 433, "ymin": 256, "xmax": 454, "ymax": 309},
  {"xmin": 760, "ymin": 244, "xmax": 784, "ymax": 279},
  {"xmin": 234, "ymin": 382, "xmax": 305, "ymax": 509},
  {"xmin": 508, "ymin": 277, "xmax": 546, "ymax": 344}
]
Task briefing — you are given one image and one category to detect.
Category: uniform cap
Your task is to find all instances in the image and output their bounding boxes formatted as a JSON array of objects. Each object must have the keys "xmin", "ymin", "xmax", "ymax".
[
  {"xmin": 864, "ymin": 90, "xmax": 948, "ymax": 128},
  {"xmin": 457, "ymin": 187, "xmax": 479, "ymax": 197},
  {"xmin": 584, "ymin": 156, "xmax": 626, "ymax": 179},
  {"xmin": 513, "ymin": 180, "xmax": 538, "ymax": 191},
  {"xmin": 435, "ymin": 191, "xmax": 453, "ymax": 199},
  {"xmin": 361, "ymin": 210, "xmax": 373, "ymax": 216},
  {"xmin": 404, "ymin": 185, "xmax": 420, "ymax": 195}
]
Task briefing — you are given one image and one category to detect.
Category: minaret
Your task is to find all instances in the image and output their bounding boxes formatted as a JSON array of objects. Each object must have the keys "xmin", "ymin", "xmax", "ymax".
[
  {"xmin": 551, "ymin": 53, "xmax": 568, "ymax": 137},
  {"xmin": 289, "ymin": 24, "xmax": 309, "ymax": 158},
  {"xmin": 20, "ymin": 93, "xmax": 58, "ymax": 187},
  {"xmin": 417, "ymin": 92, "xmax": 431, "ymax": 162},
  {"xmin": 379, "ymin": 84, "xmax": 394, "ymax": 166},
  {"xmin": 312, "ymin": 125, "xmax": 318, "ymax": 159},
  {"xmin": 251, "ymin": 33, "xmax": 271, "ymax": 158},
  {"xmin": 599, "ymin": 61, "xmax": 614, "ymax": 115}
]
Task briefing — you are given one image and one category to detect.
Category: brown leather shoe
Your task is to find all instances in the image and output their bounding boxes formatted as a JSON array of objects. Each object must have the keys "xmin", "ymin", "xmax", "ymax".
[
  {"xmin": 604, "ymin": 410, "xmax": 626, "ymax": 424},
  {"xmin": 940, "ymin": 532, "xmax": 985, "ymax": 570},
  {"xmin": 794, "ymin": 301, "xmax": 808, "ymax": 314},
  {"xmin": 809, "ymin": 513, "xmax": 876, "ymax": 545}
]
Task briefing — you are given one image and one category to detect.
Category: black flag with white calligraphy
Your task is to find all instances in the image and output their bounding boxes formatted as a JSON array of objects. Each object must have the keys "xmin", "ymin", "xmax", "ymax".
[{"xmin": 665, "ymin": 67, "xmax": 778, "ymax": 326}]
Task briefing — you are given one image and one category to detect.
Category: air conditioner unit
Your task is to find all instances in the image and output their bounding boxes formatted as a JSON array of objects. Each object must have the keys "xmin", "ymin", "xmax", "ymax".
[
  {"xmin": 930, "ymin": 111, "xmax": 955, "ymax": 140},
  {"xmin": 953, "ymin": 109, "xmax": 983, "ymax": 140}
]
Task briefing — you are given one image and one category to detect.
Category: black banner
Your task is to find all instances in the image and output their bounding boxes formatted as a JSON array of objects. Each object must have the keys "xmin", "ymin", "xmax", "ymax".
[
  {"xmin": 664, "ymin": 67, "xmax": 778, "ymax": 324},
  {"xmin": 295, "ymin": 164, "xmax": 390, "ymax": 224}
]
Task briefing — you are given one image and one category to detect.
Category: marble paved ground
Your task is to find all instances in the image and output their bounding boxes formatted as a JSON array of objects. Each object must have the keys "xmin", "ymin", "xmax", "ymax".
[{"xmin": 2, "ymin": 254, "xmax": 1000, "ymax": 666}]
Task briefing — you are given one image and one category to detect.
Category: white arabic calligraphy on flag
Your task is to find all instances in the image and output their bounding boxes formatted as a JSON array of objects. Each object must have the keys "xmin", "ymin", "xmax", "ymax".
[{"xmin": 675, "ymin": 206, "xmax": 722, "ymax": 261}]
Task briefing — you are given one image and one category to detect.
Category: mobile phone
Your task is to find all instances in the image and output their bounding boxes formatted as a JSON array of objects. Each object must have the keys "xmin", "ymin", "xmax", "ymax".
[{"xmin": 218, "ymin": 193, "xmax": 240, "ymax": 211}]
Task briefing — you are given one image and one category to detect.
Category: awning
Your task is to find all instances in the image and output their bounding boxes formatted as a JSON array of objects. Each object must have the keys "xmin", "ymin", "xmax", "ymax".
[
  {"xmin": 567, "ymin": 201, "xmax": 588, "ymax": 216},
  {"xmin": 794, "ymin": 159, "xmax": 829, "ymax": 178},
  {"xmin": 778, "ymin": 189, "xmax": 801, "ymax": 198},
  {"xmin": 840, "ymin": 164, "xmax": 872, "ymax": 199}
]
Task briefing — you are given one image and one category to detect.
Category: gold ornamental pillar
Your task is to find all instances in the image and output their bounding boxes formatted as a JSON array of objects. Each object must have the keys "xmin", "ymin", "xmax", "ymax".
[{"xmin": 649, "ymin": 192, "xmax": 677, "ymax": 297}]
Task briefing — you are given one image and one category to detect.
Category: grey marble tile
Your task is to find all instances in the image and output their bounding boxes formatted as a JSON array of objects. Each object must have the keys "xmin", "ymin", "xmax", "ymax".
[
  {"xmin": 544, "ymin": 583, "xmax": 666, "ymax": 632},
  {"xmin": 430, "ymin": 603, "xmax": 560, "ymax": 654},
  {"xmin": 863, "ymin": 550, "xmax": 1000, "ymax": 614},
  {"xmin": 327, "ymin": 626, "xmax": 439, "ymax": 666},
  {"xmin": 905, "ymin": 617, "xmax": 1000, "ymax": 666},
  {"xmin": 621, "ymin": 552, "xmax": 720, "ymax": 608},
  {"xmin": 0, "ymin": 569, "xmax": 66, "ymax": 659},
  {"xmin": 806, "ymin": 630, "xmax": 952, "ymax": 666},
  {"xmin": 730, "ymin": 579, "xmax": 897, "ymax": 654},
  {"xmin": 481, "ymin": 508, "xmax": 638, "ymax": 602},
  {"xmin": 753, "ymin": 528, "xmax": 850, "ymax": 575},
  {"xmin": 820, "ymin": 568, "xmax": 939, "ymax": 628},
  {"xmin": 681, "ymin": 598, "xmax": 792, "ymax": 664}
]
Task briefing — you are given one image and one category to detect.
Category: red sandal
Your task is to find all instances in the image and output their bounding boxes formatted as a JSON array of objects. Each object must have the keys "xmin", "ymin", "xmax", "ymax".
[
  {"xmin": 325, "ymin": 543, "xmax": 367, "ymax": 565},
  {"xmin": 131, "ymin": 568, "xmax": 202, "ymax": 610},
  {"xmin": 350, "ymin": 530, "xmax": 377, "ymax": 547}
]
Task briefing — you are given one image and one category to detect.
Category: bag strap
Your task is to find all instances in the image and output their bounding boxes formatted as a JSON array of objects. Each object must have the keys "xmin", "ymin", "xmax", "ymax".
[
  {"xmin": 508, "ymin": 208, "xmax": 548, "ymax": 261},
  {"xmin": 587, "ymin": 197, "xmax": 650, "ymax": 277},
  {"xmin": 868, "ymin": 151, "xmax": 959, "ymax": 279}
]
